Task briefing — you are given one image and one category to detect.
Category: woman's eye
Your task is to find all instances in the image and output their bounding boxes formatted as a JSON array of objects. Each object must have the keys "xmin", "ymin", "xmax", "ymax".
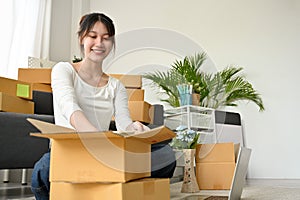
[{"xmin": 88, "ymin": 34, "xmax": 97, "ymax": 38}]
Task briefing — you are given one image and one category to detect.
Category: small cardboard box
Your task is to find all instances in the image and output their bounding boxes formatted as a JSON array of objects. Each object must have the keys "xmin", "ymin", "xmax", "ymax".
[
  {"xmin": 0, "ymin": 76, "xmax": 52, "ymax": 99},
  {"xmin": 195, "ymin": 143, "xmax": 235, "ymax": 163},
  {"xmin": 126, "ymin": 89, "xmax": 144, "ymax": 101},
  {"xmin": 196, "ymin": 162, "xmax": 235, "ymax": 190},
  {"xmin": 195, "ymin": 143, "xmax": 239, "ymax": 190},
  {"xmin": 29, "ymin": 119, "xmax": 175, "ymax": 183},
  {"xmin": 110, "ymin": 74, "xmax": 142, "ymax": 89},
  {"xmin": 50, "ymin": 178, "xmax": 170, "ymax": 200},
  {"xmin": 0, "ymin": 92, "xmax": 34, "ymax": 114},
  {"xmin": 18, "ymin": 68, "xmax": 52, "ymax": 84}
]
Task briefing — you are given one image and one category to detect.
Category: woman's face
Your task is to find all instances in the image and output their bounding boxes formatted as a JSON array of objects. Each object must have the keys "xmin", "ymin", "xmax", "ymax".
[{"xmin": 82, "ymin": 21, "xmax": 113, "ymax": 63}]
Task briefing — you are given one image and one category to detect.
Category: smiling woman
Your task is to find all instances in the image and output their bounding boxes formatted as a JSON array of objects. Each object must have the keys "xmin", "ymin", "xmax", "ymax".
[
  {"xmin": 31, "ymin": 12, "xmax": 176, "ymax": 200},
  {"xmin": 0, "ymin": 0, "xmax": 51, "ymax": 79}
]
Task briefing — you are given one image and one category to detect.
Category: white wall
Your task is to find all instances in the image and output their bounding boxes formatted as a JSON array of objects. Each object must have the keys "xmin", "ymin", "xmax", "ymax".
[{"xmin": 50, "ymin": 0, "xmax": 300, "ymax": 179}]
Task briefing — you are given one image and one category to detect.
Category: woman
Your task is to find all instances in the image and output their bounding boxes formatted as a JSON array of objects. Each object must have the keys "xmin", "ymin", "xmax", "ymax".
[{"xmin": 31, "ymin": 13, "xmax": 176, "ymax": 200}]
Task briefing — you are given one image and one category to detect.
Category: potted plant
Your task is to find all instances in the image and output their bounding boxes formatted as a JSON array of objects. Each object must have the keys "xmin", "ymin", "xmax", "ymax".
[{"xmin": 143, "ymin": 52, "xmax": 265, "ymax": 111}]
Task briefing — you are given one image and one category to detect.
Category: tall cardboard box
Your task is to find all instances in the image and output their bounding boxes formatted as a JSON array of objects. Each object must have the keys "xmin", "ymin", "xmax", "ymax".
[
  {"xmin": 128, "ymin": 101, "xmax": 151, "ymax": 123},
  {"xmin": 109, "ymin": 74, "xmax": 142, "ymax": 89},
  {"xmin": 29, "ymin": 119, "xmax": 175, "ymax": 183},
  {"xmin": 0, "ymin": 76, "xmax": 51, "ymax": 99},
  {"xmin": 0, "ymin": 92, "xmax": 34, "ymax": 114},
  {"xmin": 18, "ymin": 68, "xmax": 52, "ymax": 84},
  {"xmin": 50, "ymin": 178, "xmax": 170, "ymax": 200},
  {"xmin": 126, "ymin": 89, "xmax": 144, "ymax": 101},
  {"xmin": 195, "ymin": 143, "xmax": 238, "ymax": 190}
]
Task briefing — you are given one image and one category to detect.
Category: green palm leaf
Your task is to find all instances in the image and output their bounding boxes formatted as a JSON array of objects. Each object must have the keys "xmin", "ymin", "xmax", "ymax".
[{"xmin": 143, "ymin": 52, "xmax": 265, "ymax": 112}]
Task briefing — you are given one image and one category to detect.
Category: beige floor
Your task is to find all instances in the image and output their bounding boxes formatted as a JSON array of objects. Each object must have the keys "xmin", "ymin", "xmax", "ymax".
[
  {"xmin": 2, "ymin": 179, "xmax": 300, "ymax": 200},
  {"xmin": 170, "ymin": 179, "xmax": 300, "ymax": 200}
]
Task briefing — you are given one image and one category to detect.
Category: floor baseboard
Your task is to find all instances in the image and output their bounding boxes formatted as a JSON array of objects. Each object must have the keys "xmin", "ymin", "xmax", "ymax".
[{"xmin": 246, "ymin": 178, "xmax": 300, "ymax": 188}]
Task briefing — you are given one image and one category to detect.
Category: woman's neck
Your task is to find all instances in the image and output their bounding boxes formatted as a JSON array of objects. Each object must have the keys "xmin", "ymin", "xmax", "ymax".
[
  {"xmin": 80, "ymin": 59, "xmax": 103, "ymax": 76},
  {"xmin": 73, "ymin": 59, "xmax": 108, "ymax": 87}
]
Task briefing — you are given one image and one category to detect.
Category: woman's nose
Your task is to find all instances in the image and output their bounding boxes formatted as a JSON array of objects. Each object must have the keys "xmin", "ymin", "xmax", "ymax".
[{"xmin": 96, "ymin": 36, "xmax": 103, "ymax": 44}]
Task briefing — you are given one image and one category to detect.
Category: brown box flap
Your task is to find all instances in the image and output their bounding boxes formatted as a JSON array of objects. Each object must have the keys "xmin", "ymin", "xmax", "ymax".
[{"xmin": 28, "ymin": 118, "xmax": 175, "ymax": 144}]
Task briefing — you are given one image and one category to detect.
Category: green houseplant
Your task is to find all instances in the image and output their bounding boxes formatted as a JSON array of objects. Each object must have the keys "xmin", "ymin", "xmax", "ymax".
[{"xmin": 143, "ymin": 52, "xmax": 265, "ymax": 111}]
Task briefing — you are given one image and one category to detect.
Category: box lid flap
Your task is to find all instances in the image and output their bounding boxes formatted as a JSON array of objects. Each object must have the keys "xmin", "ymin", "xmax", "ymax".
[
  {"xmin": 28, "ymin": 119, "xmax": 175, "ymax": 144},
  {"xmin": 27, "ymin": 118, "xmax": 75, "ymax": 133},
  {"xmin": 127, "ymin": 126, "xmax": 175, "ymax": 144}
]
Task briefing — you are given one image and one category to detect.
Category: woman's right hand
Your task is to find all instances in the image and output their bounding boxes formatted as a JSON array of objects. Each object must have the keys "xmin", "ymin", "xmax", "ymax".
[{"xmin": 126, "ymin": 121, "xmax": 150, "ymax": 132}]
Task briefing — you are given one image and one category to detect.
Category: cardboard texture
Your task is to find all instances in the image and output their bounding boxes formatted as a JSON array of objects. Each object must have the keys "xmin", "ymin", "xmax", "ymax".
[
  {"xmin": 17, "ymin": 69, "xmax": 144, "ymax": 100},
  {"xmin": 195, "ymin": 143, "xmax": 235, "ymax": 163},
  {"xmin": 0, "ymin": 76, "xmax": 51, "ymax": 99},
  {"xmin": 195, "ymin": 143, "xmax": 238, "ymax": 190},
  {"xmin": 18, "ymin": 68, "xmax": 52, "ymax": 84},
  {"xmin": 126, "ymin": 89, "xmax": 144, "ymax": 101},
  {"xmin": 0, "ymin": 92, "xmax": 34, "ymax": 114},
  {"xmin": 50, "ymin": 178, "xmax": 170, "ymax": 200},
  {"xmin": 128, "ymin": 101, "xmax": 151, "ymax": 123},
  {"xmin": 196, "ymin": 162, "xmax": 235, "ymax": 190},
  {"xmin": 109, "ymin": 74, "xmax": 142, "ymax": 89},
  {"xmin": 17, "ymin": 68, "xmax": 142, "ymax": 88},
  {"xmin": 29, "ymin": 119, "xmax": 175, "ymax": 183}
]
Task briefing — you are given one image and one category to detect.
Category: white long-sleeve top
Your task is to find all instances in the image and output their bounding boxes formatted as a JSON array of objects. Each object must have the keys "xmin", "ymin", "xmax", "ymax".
[{"xmin": 51, "ymin": 62, "xmax": 133, "ymax": 131}]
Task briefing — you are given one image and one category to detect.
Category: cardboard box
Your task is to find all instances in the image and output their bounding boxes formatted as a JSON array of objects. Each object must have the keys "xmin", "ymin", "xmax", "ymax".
[
  {"xmin": 0, "ymin": 76, "xmax": 52, "ymax": 99},
  {"xmin": 126, "ymin": 89, "xmax": 144, "ymax": 101},
  {"xmin": 0, "ymin": 92, "xmax": 34, "ymax": 114},
  {"xmin": 18, "ymin": 68, "xmax": 52, "ymax": 84},
  {"xmin": 50, "ymin": 178, "xmax": 170, "ymax": 200},
  {"xmin": 110, "ymin": 74, "xmax": 142, "ymax": 89},
  {"xmin": 17, "ymin": 70, "xmax": 143, "ymax": 89},
  {"xmin": 128, "ymin": 101, "xmax": 151, "ymax": 123},
  {"xmin": 195, "ymin": 143, "xmax": 235, "ymax": 163},
  {"xmin": 196, "ymin": 162, "xmax": 235, "ymax": 190},
  {"xmin": 195, "ymin": 143, "xmax": 238, "ymax": 190},
  {"xmin": 29, "ymin": 119, "xmax": 175, "ymax": 183}
]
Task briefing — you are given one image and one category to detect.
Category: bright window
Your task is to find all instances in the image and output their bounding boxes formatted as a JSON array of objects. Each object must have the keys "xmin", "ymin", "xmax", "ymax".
[{"xmin": 0, "ymin": 0, "xmax": 51, "ymax": 79}]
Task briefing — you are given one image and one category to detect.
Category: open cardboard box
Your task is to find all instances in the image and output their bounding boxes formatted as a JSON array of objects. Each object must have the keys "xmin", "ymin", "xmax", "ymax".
[
  {"xmin": 50, "ymin": 178, "xmax": 170, "ymax": 200},
  {"xmin": 28, "ymin": 119, "xmax": 175, "ymax": 183},
  {"xmin": 195, "ymin": 143, "xmax": 240, "ymax": 190}
]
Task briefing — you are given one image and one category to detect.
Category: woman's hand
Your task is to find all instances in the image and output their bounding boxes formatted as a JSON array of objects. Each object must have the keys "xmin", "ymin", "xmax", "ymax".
[{"xmin": 126, "ymin": 121, "xmax": 150, "ymax": 132}]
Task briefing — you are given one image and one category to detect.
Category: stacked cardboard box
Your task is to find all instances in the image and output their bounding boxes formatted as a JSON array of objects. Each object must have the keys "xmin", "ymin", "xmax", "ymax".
[
  {"xmin": 18, "ymin": 68, "xmax": 152, "ymax": 123},
  {"xmin": 0, "ymin": 92, "xmax": 34, "ymax": 114},
  {"xmin": 0, "ymin": 76, "xmax": 52, "ymax": 100},
  {"xmin": 50, "ymin": 178, "xmax": 170, "ymax": 200},
  {"xmin": 0, "ymin": 75, "xmax": 52, "ymax": 114},
  {"xmin": 110, "ymin": 73, "xmax": 152, "ymax": 123},
  {"xmin": 29, "ymin": 119, "xmax": 174, "ymax": 199},
  {"xmin": 18, "ymin": 68, "xmax": 52, "ymax": 84},
  {"xmin": 195, "ymin": 143, "xmax": 239, "ymax": 190}
]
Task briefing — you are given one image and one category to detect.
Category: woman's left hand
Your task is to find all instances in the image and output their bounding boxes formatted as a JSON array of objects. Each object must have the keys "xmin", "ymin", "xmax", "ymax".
[{"xmin": 126, "ymin": 121, "xmax": 150, "ymax": 132}]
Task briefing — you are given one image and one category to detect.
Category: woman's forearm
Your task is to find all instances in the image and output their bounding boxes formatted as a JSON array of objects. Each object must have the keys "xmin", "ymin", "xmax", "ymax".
[{"xmin": 70, "ymin": 110, "xmax": 98, "ymax": 132}]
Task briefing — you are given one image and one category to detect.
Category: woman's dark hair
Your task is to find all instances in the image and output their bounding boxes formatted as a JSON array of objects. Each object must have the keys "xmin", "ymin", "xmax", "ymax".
[{"xmin": 77, "ymin": 13, "xmax": 115, "ymax": 54}]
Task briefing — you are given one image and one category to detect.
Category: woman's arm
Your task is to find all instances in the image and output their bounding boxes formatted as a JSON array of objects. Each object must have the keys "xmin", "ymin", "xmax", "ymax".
[
  {"xmin": 51, "ymin": 63, "xmax": 98, "ymax": 132},
  {"xmin": 70, "ymin": 110, "xmax": 98, "ymax": 132},
  {"xmin": 113, "ymin": 80, "xmax": 149, "ymax": 132}
]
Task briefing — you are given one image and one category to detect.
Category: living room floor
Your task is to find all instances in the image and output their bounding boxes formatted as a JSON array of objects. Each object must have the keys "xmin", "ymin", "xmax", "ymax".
[{"xmin": 1, "ymin": 179, "xmax": 300, "ymax": 200}]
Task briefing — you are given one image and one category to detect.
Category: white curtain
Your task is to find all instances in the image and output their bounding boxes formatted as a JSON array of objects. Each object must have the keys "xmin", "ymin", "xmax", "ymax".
[{"xmin": 0, "ymin": 0, "xmax": 52, "ymax": 79}]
